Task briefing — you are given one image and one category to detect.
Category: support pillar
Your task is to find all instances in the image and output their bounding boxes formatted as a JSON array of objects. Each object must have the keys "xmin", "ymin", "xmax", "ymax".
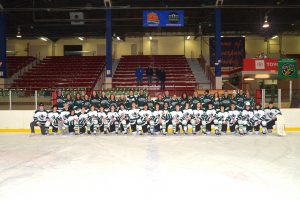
[
  {"xmin": 0, "ymin": 12, "xmax": 7, "ymax": 78},
  {"xmin": 214, "ymin": 7, "xmax": 222, "ymax": 89},
  {"xmin": 105, "ymin": 8, "xmax": 112, "ymax": 89}
]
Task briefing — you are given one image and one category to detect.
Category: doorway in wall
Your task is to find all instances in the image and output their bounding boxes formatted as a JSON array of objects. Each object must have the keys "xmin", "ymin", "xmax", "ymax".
[
  {"xmin": 64, "ymin": 45, "xmax": 82, "ymax": 56},
  {"xmin": 150, "ymin": 40, "xmax": 158, "ymax": 55}
]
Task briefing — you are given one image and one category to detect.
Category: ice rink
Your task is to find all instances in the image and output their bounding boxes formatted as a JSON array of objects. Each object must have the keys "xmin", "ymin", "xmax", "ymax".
[{"xmin": 0, "ymin": 133, "xmax": 300, "ymax": 200}]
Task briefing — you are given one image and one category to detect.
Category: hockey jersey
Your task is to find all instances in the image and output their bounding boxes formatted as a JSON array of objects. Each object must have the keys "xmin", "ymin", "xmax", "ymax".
[
  {"xmin": 228, "ymin": 109, "xmax": 240, "ymax": 124},
  {"xmin": 264, "ymin": 107, "xmax": 281, "ymax": 121},
  {"xmin": 205, "ymin": 109, "xmax": 217, "ymax": 122},
  {"xmin": 253, "ymin": 109, "xmax": 266, "ymax": 121},
  {"xmin": 216, "ymin": 111, "xmax": 229, "ymax": 122},
  {"xmin": 33, "ymin": 110, "xmax": 48, "ymax": 125},
  {"xmin": 107, "ymin": 112, "xmax": 119, "ymax": 124},
  {"xmin": 59, "ymin": 109, "xmax": 70, "ymax": 122},
  {"xmin": 48, "ymin": 111, "xmax": 60, "ymax": 127},
  {"xmin": 193, "ymin": 109, "xmax": 206, "ymax": 121},
  {"xmin": 190, "ymin": 97, "xmax": 201, "ymax": 110},
  {"xmin": 171, "ymin": 110, "xmax": 184, "ymax": 121},
  {"xmin": 128, "ymin": 108, "xmax": 141, "ymax": 123},
  {"xmin": 182, "ymin": 108, "xmax": 193, "ymax": 120},
  {"xmin": 77, "ymin": 112, "xmax": 88, "ymax": 128}
]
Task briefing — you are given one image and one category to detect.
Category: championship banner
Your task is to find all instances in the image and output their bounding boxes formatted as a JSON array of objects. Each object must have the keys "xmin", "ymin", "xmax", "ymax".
[
  {"xmin": 278, "ymin": 58, "xmax": 298, "ymax": 79},
  {"xmin": 143, "ymin": 10, "xmax": 184, "ymax": 27},
  {"xmin": 210, "ymin": 37, "xmax": 245, "ymax": 68}
]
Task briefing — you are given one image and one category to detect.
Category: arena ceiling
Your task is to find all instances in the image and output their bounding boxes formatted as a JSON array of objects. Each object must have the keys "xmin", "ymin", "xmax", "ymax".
[{"xmin": 0, "ymin": 0, "xmax": 300, "ymax": 40}]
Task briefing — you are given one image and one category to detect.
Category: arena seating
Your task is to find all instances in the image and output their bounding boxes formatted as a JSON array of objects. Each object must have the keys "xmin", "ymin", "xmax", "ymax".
[
  {"xmin": 113, "ymin": 55, "xmax": 196, "ymax": 89},
  {"xmin": 7, "ymin": 56, "xmax": 36, "ymax": 77},
  {"xmin": 11, "ymin": 56, "xmax": 105, "ymax": 89}
]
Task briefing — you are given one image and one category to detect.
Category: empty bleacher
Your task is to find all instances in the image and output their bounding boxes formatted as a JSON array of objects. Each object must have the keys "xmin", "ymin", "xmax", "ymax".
[
  {"xmin": 7, "ymin": 56, "xmax": 36, "ymax": 77},
  {"xmin": 11, "ymin": 56, "xmax": 105, "ymax": 89},
  {"xmin": 113, "ymin": 55, "xmax": 196, "ymax": 89}
]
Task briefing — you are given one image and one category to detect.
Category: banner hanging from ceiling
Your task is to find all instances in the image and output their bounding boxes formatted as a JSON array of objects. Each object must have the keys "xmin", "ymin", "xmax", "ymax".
[
  {"xmin": 278, "ymin": 58, "xmax": 298, "ymax": 79},
  {"xmin": 143, "ymin": 10, "xmax": 184, "ymax": 27}
]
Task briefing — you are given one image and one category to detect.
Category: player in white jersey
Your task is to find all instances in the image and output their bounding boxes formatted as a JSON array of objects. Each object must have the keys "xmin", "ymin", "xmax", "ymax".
[
  {"xmin": 58, "ymin": 103, "xmax": 70, "ymax": 134},
  {"xmin": 151, "ymin": 103, "xmax": 164, "ymax": 135},
  {"xmin": 161, "ymin": 102, "xmax": 172, "ymax": 135},
  {"xmin": 228, "ymin": 103, "xmax": 241, "ymax": 134},
  {"xmin": 45, "ymin": 105, "xmax": 60, "ymax": 134},
  {"xmin": 87, "ymin": 105, "xmax": 99, "ymax": 134},
  {"xmin": 107, "ymin": 105, "xmax": 119, "ymax": 134},
  {"xmin": 171, "ymin": 104, "xmax": 184, "ymax": 134},
  {"xmin": 214, "ymin": 105, "xmax": 229, "ymax": 135},
  {"xmin": 139, "ymin": 104, "xmax": 153, "ymax": 134},
  {"xmin": 66, "ymin": 109, "xmax": 77, "ymax": 134},
  {"xmin": 118, "ymin": 103, "xmax": 129, "ymax": 134},
  {"xmin": 253, "ymin": 103, "xmax": 267, "ymax": 134},
  {"xmin": 181, "ymin": 102, "xmax": 194, "ymax": 134},
  {"xmin": 97, "ymin": 106, "xmax": 108, "ymax": 134},
  {"xmin": 204, "ymin": 102, "xmax": 216, "ymax": 135},
  {"xmin": 30, "ymin": 102, "xmax": 48, "ymax": 135},
  {"xmin": 128, "ymin": 102, "xmax": 141, "ymax": 135},
  {"xmin": 264, "ymin": 101, "xmax": 282, "ymax": 133},
  {"xmin": 76, "ymin": 106, "xmax": 88, "ymax": 134},
  {"xmin": 239, "ymin": 102, "xmax": 254, "ymax": 135},
  {"xmin": 191, "ymin": 102, "xmax": 206, "ymax": 134}
]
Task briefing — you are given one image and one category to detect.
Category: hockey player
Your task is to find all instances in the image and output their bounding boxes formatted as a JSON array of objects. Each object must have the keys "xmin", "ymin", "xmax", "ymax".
[
  {"xmin": 83, "ymin": 94, "xmax": 91, "ymax": 110},
  {"xmin": 171, "ymin": 104, "xmax": 184, "ymax": 135},
  {"xmin": 139, "ymin": 104, "xmax": 152, "ymax": 134},
  {"xmin": 236, "ymin": 90, "xmax": 245, "ymax": 111},
  {"xmin": 191, "ymin": 102, "xmax": 206, "ymax": 134},
  {"xmin": 214, "ymin": 105, "xmax": 229, "ymax": 135},
  {"xmin": 163, "ymin": 90, "xmax": 172, "ymax": 105},
  {"xmin": 220, "ymin": 91, "xmax": 231, "ymax": 111},
  {"xmin": 151, "ymin": 103, "xmax": 164, "ymax": 135},
  {"xmin": 170, "ymin": 94, "xmax": 179, "ymax": 111},
  {"xmin": 87, "ymin": 105, "xmax": 99, "ymax": 134},
  {"xmin": 137, "ymin": 90, "xmax": 147, "ymax": 110},
  {"xmin": 77, "ymin": 106, "xmax": 88, "ymax": 134},
  {"xmin": 118, "ymin": 103, "xmax": 129, "ymax": 134},
  {"xmin": 45, "ymin": 105, "xmax": 60, "ymax": 135},
  {"xmin": 64, "ymin": 93, "xmax": 74, "ymax": 110},
  {"xmin": 107, "ymin": 105, "xmax": 119, "ymax": 134},
  {"xmin": 73, "ymin": 93, "xmax": 84, "ymax": 110},
  {"xmin": 109, "ymin": 94, "xmax": 118, "ymax": 111},
  {"xmin": 30, "ymin": 102, "xmax": 48, "ymax": 135},
  {"xmin": 100, "ymin": 91, "xmax": 110, "ymax": 112},
  {"xmin": 56, "ymin": 90, "xmax": 65, "ymax": 111},
  {"xmin": 201, "ymin": 90, "xmax": 213, "ymax": 109},
  {"xmin": 204, "ymin": 102, "xmax": 216, "ymax": 135},
  {"xmin": 126, "ymin": 90, "xmax": 136, "ymax": 110},
  {"xmin": 147, "ymin": 95, "xmax": 155, "ymax": 111},
  {"xmin": 90, "ymin": 91, "xmax": 100, "ymax": 108},
  {"xmin": 97, "ymin": 106, "xmax": 108, "ymax": 134},
  {"xmin": 179, "ymin": 92, "xmax": 189, "ymax": 109},
  {"xmin": 155, "ymin": 94, "xmax": 164, "ymax": 109},
  {"xmin": 239, "ymin": 102, "xmax": 254, "ymax": 135},
  {"xmin": 264, "ymin": 101, "xmax": 282, "ymax": 133},
  {"xmin": 182, "ymin": 102, "xmax": 193, "ymax": 135},
  {"xmin": 128, "ymin": 102, "xmax": 141, "ymax": 135},
  {"xmin": 66, "ymin": 110, "xmax": 77, "ymax": 135},
  {"xmin": 253, "ymin": 103, "xmax": 267, "ymax": 134},
  {"xmin": 58, "ymin": 103, "xmax": 70, "ymax": 135},
  {"xmin": 190, "ymin": 91, "xmax": 201, "ymax": 110},
  {"xmin": 244, "ymin": 91, "xmax": 255, "ymax": 109},
  {"xmin": 161, "ymin": 102, "xmax": 172, "ymax": 135},
  {"xmin": 228, "ymin": 103, "xmax": 241, "ymax": 134}
]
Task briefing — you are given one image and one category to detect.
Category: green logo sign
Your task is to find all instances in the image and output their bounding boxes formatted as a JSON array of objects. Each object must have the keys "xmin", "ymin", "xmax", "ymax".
[{"xmin": 278, "ymin": 58, "xmax": 298, "ymax": 79}]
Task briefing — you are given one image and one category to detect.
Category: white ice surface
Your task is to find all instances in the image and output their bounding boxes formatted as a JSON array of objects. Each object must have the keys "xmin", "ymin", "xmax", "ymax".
[{"xmin": 0, "ymin": 133, "xmax": 300, "ymax": 200}]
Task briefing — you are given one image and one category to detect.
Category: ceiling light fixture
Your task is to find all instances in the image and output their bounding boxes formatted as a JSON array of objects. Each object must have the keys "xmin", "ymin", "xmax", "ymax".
[
  {"xmin": 16, "ymin": 26, "xmax": 22, "ymax": 38},
  {"xmin": 186, "ymin": 36, "xmax": 191, "ymax": 40},
  {"xmin": 78, "ymin": 37, "xmax": 84, "ymax": 41},
  {"xmin": 262, "ymin": 16, "xmax": 270, "ymax": 28},
  {"xmin": 40, "ymin": 37, "xmax": 48, "ymax": 42}
]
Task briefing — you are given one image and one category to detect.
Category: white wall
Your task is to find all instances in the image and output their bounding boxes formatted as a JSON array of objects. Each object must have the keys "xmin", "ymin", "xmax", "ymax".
[{"xmin": 0, "ymin": 109, "xmax": 299, "ymax": 130}]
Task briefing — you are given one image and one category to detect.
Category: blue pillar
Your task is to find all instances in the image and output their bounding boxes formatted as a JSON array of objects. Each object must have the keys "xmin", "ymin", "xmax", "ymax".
[
  {"xmin": 215, "ymin": 8, "xmax": 221, "ymax": 77},
  {"xmin": 0, "ymin": 12, "xmax": 7, "ymax": 78},
  {"xmin": 105, "ymin": 8, "xmax": 112, "ymax": 78}
]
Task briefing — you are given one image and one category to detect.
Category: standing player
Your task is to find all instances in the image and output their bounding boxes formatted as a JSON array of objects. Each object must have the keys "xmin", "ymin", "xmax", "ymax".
[
  {"xmin": 191, "ymin": 102, "xmax": 206, "ymax": 134},
  {"xmin": 163, "ymin": 90, "xmax": 172, "ymax": 105},
  {"xmin": 56, "ymin": 90, "xmax": 65, "ymax": 111},
  {"xmin": 264, "ymin": 101, "xmax": 282, "ymax": 133},
  {"xmin": 171, "ymin": 104, "xmax": 184, "ymax": 135},
  {"xmin": 236, "ymin": 90, "xmax": 245, "ymax": 111},
  {"xmin": 147, "ymin": 95, "xmax": 155, "ymax": 111},
  {"xmin": 201, "ymin": 90, "xmax": 213, "ymax": 110},
  {"xmin": 83, "ymin": 94, "xmax": 91, "ymax": 110},
  {"xmin": 30, "ymin": 103, "xmax": 48, "ymax": 135},
  {"xmin": 100, "ymin": 91, "xmax": 110, "ymax": 112},
  {"xmin": 190, "ymin": 91, "xmax": 201, "ymax": 110},
  {"xmin": 253, "ymin": 103, "xmax": 267, "ymax": 134},
  {"xmin": 215, "ymin": 105, "xmax": 229, "ymax": 135},
  {"xmin": 128, "ymin": 102, "xmax": 141, "ymax": 135},
  {"xmin": 137, "ymin": 90, "xmax": 147, "ymax": 110},
  {"xmin": 204, "ymin": 102, "xmax": 216, "ymax": 135},
  {"xmin": 182, "ymin": 102, "xmax": 193, "ymax": 135},
  {"xmin": 179, "ymin": 92, "xmax": 189, "ymax": 109},
  {"xmin": 155, "ymin": 94, "xmax": 164, "ymax": 109},
  {"xmin": 239, "ymin": 102, "xmax": 254, "ymax": 135},
  {"xmin": 109, "ymin": 94, "xmax": 118, "ymax": 111},
  {"xmin": 228, "ymin": 103, "xmax": 241, "ymax": 135},
  {"xmin": 170, "ymin": 94, "xmax": 179, "ymax": 111},
  {"xmin": 220, "ymin": 91, "xmax": 231, "ymax": 111},
  {"xmin": 73, "ymin": 93, "xmax": 84, "ymax": 110},
  {"xmin": 107, "ymin": 105, "xmax": 119, "ymax": 134},
  {"xmin": 126, "ymin": 90, "xmax": 136, "ymax": 110},
  {"xmin": 45, "ymin": 105, "xmax": 60, "ymax": 135}
]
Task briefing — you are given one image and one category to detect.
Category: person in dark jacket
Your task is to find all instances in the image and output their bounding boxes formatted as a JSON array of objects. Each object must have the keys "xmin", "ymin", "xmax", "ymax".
[
  {"xmin": 156, "ymin": 66, "xmax": 161, "ymax": 86},
  {"xmin": 146, "ymin": 65, "xmax": 154, "ymax": 86},
  {"xmin": 135, "ymin": 66, "xmax": 144, "ymax": 86},
  {"xmin": 160, "ymin": 68, "xmax": 166, "ymax": 90}
]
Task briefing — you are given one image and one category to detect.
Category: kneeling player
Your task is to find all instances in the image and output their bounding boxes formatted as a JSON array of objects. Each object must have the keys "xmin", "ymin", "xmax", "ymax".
[
  {"xmin": 182, "ymin": 102, "xmax": 193, "ymax": 135},
  {"xmin": 239, "ymin": 102, "xmax": 254, "ymax": 135},
  {"xmin": 151, "ymin": 103, "xmax": 163, "ymax": 135},
  {"xmin": 204, "ymin": 102, "xmax": 216, "ymax": 135},
  {"xmin": 161, "ymin": 102, "xmax": 172, "ymax": 135},
  {"xmin": 98, "ymin": 106, "xmax": 108, "ymax": 134},
  {"xmin": 107, "ymin": 105, "xmax": 119, "ymax": 134},
  {"xmin": 215, "ymin": 105, "xmax": 229, "ymax": 135},
  {"xmin": 139, "ymin": 104, "xmax": 152, "ymax": 134},
  {"xmin": 264, "ymin": 101, "xmax": 282, "ymax": 133},
  {"xmin": 171, "ymin": 104, "xmax": 183, "ymax": 134},
  {"xmin": 87, "ymin": 105, "xmax": 99, "ymax": 134},
  {"xmin": 191, "ymin": 102, "xmax": 206, "ymax": 134},
  {"xmin": 128, "ymin": 102, "xmax": 141, "ymax": 135},
  {"xmin": 228, "ymin": 103, "xmax": 240, "ymax": 134},
  {"xmin": 77, "ymin": 106, "xmax": 88, "ymax": 134},
  {"xmin": 46, "ymin": 105, "xmax": 60, "ymax": 134},
  {"xmin": 253, "ymin": 103, "xmax": 267, "ymax": 134},
  {"xmin": 118, "ymin": 103, "xmax": 129, "ymax": 134},
  {"xmin": 67, "ymin": 110, "xmax": 77, "ymax": 134}
]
